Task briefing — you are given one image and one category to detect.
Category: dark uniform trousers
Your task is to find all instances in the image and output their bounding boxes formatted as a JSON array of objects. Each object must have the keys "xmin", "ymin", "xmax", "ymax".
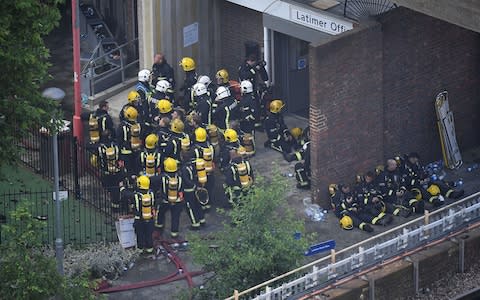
[
  {"xmin": 184, "ymin": 190, "xmax": 205, "ymax": 227},
  {"xmin": 156, "ymin": 201, "xmax": 183, "ymax": 237},
  {"xmin": 133, "ymin": 192, "xmax": 155, "ymax": 251}
]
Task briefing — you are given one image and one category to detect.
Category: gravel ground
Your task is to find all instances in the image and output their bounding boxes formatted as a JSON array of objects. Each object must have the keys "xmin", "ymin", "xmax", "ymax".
[{"xmin": 408, "ymin": 264, "xmax": 480, "ymax": 300}]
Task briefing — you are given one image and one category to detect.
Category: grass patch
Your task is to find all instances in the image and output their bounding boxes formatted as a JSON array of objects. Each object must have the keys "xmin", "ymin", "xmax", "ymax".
[{"xmin": 0, "ymin": 164, "xmax": 52, "ymax": 194}]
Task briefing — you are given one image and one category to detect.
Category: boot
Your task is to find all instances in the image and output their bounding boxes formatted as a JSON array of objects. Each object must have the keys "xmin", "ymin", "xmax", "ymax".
[
  {"xmin": 449, "ymin": 190, "xmax": 464, "ymax": 199},
  {"xmin": 363, "ymin": 224, "xmax": 374, "ymax": 233}
]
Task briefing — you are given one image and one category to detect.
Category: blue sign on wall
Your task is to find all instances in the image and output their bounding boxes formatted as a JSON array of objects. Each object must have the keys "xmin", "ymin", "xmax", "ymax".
[{"xmin": 304, "ymin": 240, "xmax": 336, "ymax": 256}]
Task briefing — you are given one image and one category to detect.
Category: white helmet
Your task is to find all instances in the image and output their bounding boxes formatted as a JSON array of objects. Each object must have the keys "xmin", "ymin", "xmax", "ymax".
[
  {"xmin": 193, "ymin": 83, "xmax": 207, "ymax": 97},
  {"xmin": 215, "ymin": 86, "xmax": 230, "ymax": 101},
  {"xmin": 138, "ymin": 69, "xmax": 151, "ymax": 82},
  {"xmin": 240, "ymin": 80, "xmax": 253, "ymax": 94},
  {"xmin": 197, "ymin": 75, "xmax": 212, "ymax": 87},
  {"xmin": 155, "ymin": 79, "xmax": 171, "ymax": 93}
]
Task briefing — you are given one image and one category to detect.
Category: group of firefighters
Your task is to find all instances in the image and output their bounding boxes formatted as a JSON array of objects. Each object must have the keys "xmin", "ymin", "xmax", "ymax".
[
  {"xmin": 330, "ymin": 153, "xmax": 465, "ymax": 233},
  {"xmin": 86, "ymin": 52, "xmax": 311, "ymax": 253}
]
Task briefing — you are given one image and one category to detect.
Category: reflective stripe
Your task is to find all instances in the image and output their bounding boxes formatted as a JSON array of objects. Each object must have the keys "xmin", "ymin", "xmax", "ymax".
[
  {"xmin": 184, "ymin": 188, "xmax": 195, "ymax": 192},
  {"xmin": 446, "ymin": 190, "xmax": 454, "ymax": 198},
  {"xmin": 409, "ymin": 198, "xmax": 418, "ymax": 206}
]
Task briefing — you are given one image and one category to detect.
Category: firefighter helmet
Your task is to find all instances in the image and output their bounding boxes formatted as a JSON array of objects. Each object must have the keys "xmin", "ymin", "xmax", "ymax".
[
  {"xmin": 137, "ymin": 175, "xmax": 150, "ymax": 190},
  {"xmin": 138, "ymin": 69, "xmax": 151, "ymax": 82},
  {"xmin": 155, "ymin": 80, "xmax": 171, "ymax": 93},
  {"xmin": 224, "ymin": 129, "xmax": 238, "ymax": 143},
  {"xmin": 179, "ymin": 57, "xmax": 196, "ymax": 71},
  {"xmin": 145, "ymin": 134, "xmax": 159, "ymax": 149},
  {"xmin": 216, "ymin": 69, "xmax": 229, "ymax": 84},
  {"xmin": 340, "ymin": 215, "xmax": 353, "ymax": 230},
  {"xmin": 127, "ymin": 90, "xmax": 141, "ymax": 103},
  {"xmin": 427, "ymin": 184, "xmax": 441, "ymax": 196},
  {"xmin": 170, "ymin": 118, "xmax": 184, "ymax": 134},
  {"xmin": 164, "ymin": 157, "xmax": 178, "ymax": 172},
  {"xmin": 215, "ymin": 86, "xmax": 230, "ymax": 101},
  {"xmin": 157, "ymin": 99, "xmax": 172, "ymax": 114},
  {"xmin": 192, "ymin": 83, "xmax": 207, "ymax": 97},
  {"xmin": 197, "ymin": 75, "xmax": 211, "ymax": 87},
  {"xmin": 290, "ymin": 127, "xmax": 303, "ymax": 139},
  {"xmin": 240, "ymin": 80, "xmax": 253, "ymax": 94},
  {"xmin": 195, "ymin": 127, "xmax": 207, "ymax": 142},
  {"xmin": 270, "ymin": 100, "xmax": 284, "ymax": 113},
  {"xmin": 124, "ymin": 106, "xmax": 138, "ymax": 122},
  {"xmin": 375, "ymin": 165, "xmax": 384, "ymax": 176},
  {"xmin": 328, "ymin": 184, "xmax": 338, "ymax": 196}
]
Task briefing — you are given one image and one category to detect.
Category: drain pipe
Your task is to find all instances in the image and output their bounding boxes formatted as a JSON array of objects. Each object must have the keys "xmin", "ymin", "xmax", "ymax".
[{"xmin": 263, "ymin": 27, "xmax": 271, "ymax": 85}]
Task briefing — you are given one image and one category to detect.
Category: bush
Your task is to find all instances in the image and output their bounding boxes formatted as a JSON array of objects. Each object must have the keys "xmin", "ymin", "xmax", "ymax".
[{"xmin": 189, "ymin": 173, "xmax": 314, "ymax": 299}]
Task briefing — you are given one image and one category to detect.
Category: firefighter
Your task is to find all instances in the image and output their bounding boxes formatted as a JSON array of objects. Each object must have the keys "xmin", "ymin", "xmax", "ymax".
[
  {"xmin": 197, "ymin": 75, "xmax": 216, "ymax": 97},
  {"xmin": 223, "ymin": 149, "xmax": 254, "ymax": 206},
  {"xmin": 163, "ymin": 118, "xmax": 188, "ymax": 162},
  {"xmin": 117, "ymin": 106, "xmax": 142, "ymax": 176},
  {"xmin": 192, "ymin": 127, "xmax": 216, "ymax": 209},
  {"xmin": 87, "ymin": 100, "xmax": 115, "ymax": 145},
  {"xmin": 220, "ymin": 129, "xmax": 241, "ymax": 171},
  {"xmin": 239, "ymin": 80, "xmax": 256, "ymax": 135},
  {"xmin": 192, "ymin": 82, "xmax": 212, "ymax": 126},
  {"xmin": 264, "ymin": 100, "xmax": 293, "ymax": 158},
  {"xmin": 155, "ymin": 157, "xmax": 184, "ymax": 238},
  {"xmin": 151, "ymin": 53, "xmax": 175, "ymax": 88},
  {"xmin": 153, "ymin": 99, "xmax": 174, "ymax": 123},
  {"xmin": 404, "ymin": 152, "xmax": 464, "ymax": 204},
  {"xmin": 376, "ymin": 159, "xmax": 421, "ymax": 217},
  {"xmin": 212, "ymin": 86, "xmax": 232, "ymax": 131},
  {"xmin": 216, "ymin": 69, "xmax": 230, "ymax": 87},
  {"xmin": 238, "ymin": 54, "xmax": 269, "ymax": 92},
  {"xmin": 156, "ymin": 117, "xmax": 171, "ymax": 154},
  {"xmin": 179, "ymin": 57, "xmax": 197, "ymax": 111},
  {"xmin": 139, "ymin": 134, "xmax": 162, "ymax": 177},
  {"xmin": 336, "ymin": 191, "xmax": 374, "ymax": 232},
  {"xmin": 97, "ymin": 130, "xmax": 123, "ymax": 211},
  {"xmin": 181, "ymin": 150, "xmax": 206, "ymax": 229},
  {"xmin": 119, "ymin": 173, "xmax": 137, "ymax": 214},
  {"xmin": 293, "ymin": 141, "xmax": 311, "ymax": 189},
  {"xmin": 119, "ymin": 90, "xmax": 143, "ymax": 123},
  {"xmin": 153, "ymin": 79, "xmax": 175, "ymax": 106},
  {"xmin": 132, "ymin": 175, "xmax": 155, "ymax": 253},
  {"xmin": 354, "ymin": 172, "xmax": 393, "ymax": 226}
]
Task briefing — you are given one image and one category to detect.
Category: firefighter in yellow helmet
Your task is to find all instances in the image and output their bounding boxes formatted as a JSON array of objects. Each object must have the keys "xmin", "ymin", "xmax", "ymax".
[
  {"xmin": 132, "ymin": 175, "xmax": 155, "ymax": 253},
  {"xmin": 155, "ymin": 157, "xmax": 184, "ymax": 238},
  {"xmin": 180, "ymin": 149, "xmax": 206, "ymax": 229},
  {"xmin": 179, "ymin": 57, "xmax": 197, "ymax": 111},
  {"xmin": 220, "ymin": 128, "xmax": 240, "ymax": 171},
  {"xmin": 154, "ymin": 99, "xmax": 173, "ymax": 120},
  {"xmin": 215, "ymin": 69, "xmax": 229, "ymax": 86},
  {"xmin": 332, "ymin": 186, "xmax": 373, "ymax": 232},
  {"xmin": 192, "ymin": 127, "xmax": 216, "ymax": 210},
  {"xmin": 223, "ymin": 149, "xmax": 254, "ymax": 206},
  {"xmin": 139, "ymin": 134, "xmax": 162, "ymax": 177},
  {"xmin": 120, "ymin": 91, "xmax": 142, "ymax": 123},
  {"xmin": 86, "ymin": 100, "xmax": 115, "ymax": 145},
  {"xmin": 264, "ymin": 100, "xmax": 293, "ymax": 159},
  {"xmin": 164, "ymin": 118, "xmax": 189, "ymax": 162},
  {"xmin": 117, "ymin": 106, "xmax": 142, "ymax": 175}
]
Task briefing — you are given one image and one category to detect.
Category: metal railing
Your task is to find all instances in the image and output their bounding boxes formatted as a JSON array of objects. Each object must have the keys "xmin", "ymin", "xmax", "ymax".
[
  {"xmin": 228, "ymin": 191, "xmax": 480, "ymax": 299},
  {"xmin": 81, "ymin": 38, "xmax": 139, "ymax": 97}
]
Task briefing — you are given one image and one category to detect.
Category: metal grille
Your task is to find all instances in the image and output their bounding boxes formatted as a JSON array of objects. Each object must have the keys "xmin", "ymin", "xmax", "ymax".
[{"xmin": 340, "ymin": 0, "xmax": 397, "ymax": 20}]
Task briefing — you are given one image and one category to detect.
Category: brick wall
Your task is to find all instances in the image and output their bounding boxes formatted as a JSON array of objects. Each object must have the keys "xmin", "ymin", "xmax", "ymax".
[
  {"xmin": 309, "ymin": 24, "xmax": 385, "ymax": 206},
  {"xmin": 310, "ymin": 7, "xmax": 480, "ymax": 206},
  {"xmin": 219, "ymin": 1, "xmax": 263, "ymax": 79},
  {"xmin": 381, "ymin": 7, "xmax": 480, "ymax": 161}
]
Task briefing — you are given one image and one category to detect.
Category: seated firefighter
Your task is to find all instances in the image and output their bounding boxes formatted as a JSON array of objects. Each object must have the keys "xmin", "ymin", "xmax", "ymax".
[
  {"xmin": 402, "ymin": 152, "xmax": 464, "ymax": 206},
  {"xmin": 354, "ymin": 172, "xmax": 393, "ymax": 226},
  {"xmin": 331, "ymin": 185, "xmax": 373, "ymax": 232}
]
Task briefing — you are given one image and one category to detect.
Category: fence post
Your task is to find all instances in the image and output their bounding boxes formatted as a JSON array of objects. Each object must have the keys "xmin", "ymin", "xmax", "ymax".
[
  {"xmin": 459, "ymin": 239, "xmax": 465, "ymax": 273},
  {"xmin": 233, "ymin": 289, "xmax": 239, "ymax": 300},
  {"xmin": 72, "ymin": 137, "xmax": 81, "ymax": 199},
  {"xmin": 265, "ymin": 286, "xmax": 271, "ymax": 300},
  {"xmin": 424, "ymin": 209, "xmax": 430, "ymax": 225},
  {"xmin": 413, "ymin": 260, "xmax": 419, "ymax": 294}
]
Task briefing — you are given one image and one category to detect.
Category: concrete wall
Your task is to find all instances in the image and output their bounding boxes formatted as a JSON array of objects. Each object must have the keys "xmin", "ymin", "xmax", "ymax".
[{"xmin": 309, "ymin": 7, "xmax": 480, "ymax": 206}]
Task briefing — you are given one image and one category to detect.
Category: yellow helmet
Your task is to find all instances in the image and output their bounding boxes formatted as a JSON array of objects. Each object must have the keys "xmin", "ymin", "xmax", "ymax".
[
  {"xmin": 124, "ymin": 106, "xmax": 138, "ymax": 122},
  {"xmin": 427, "ymin": 184, "xmax": 441, "ymax": 196},
  {"xmin": 179, "ymin": 57, "xmax": 196, "ymax": 71},
  {"xmin": 224, "ymin": 129, "xmax": 238, "ymax": 143},
  {"xmin": 375, "ymin": 165, "xmax": 384, "ymax": 176},
  {"xmin": 340, "ymin": 215, "xmax": 353, "ymax": 230},
  {"xmin": 195, "ymin": 127, "xmax": 207, "ymax": 142},
  {"xmin": 145, "ymin": 134, "xmax": 159, "ymax": 149},
  {"xmin": 157, "ymin": 99, "xmax": 172, "ymax": 114},
  {"xmin": 127, "ymin": 90, "xmax": 140, "ymax": 103},
  {"xmin": 269, "ymin": 100, "xmax": 284, "ymax": 113},
  {"xmin": 137, "ymin": 175, "xmax": 150, "ymax": 190},
  {"xmin": 328, "ymin": 184, "xmax": 338, "ymax": 196},
  {"xmin": 216, "ymin": 69, "xmax": 229, "ymax": 84},
  {"xmin": 290, "ymin": 127, "xmax": 303, "ymax": 139},
  {"xmin": 170, "ymin": 118, "xmax": 184, "ymax": 134},
  {"xmin": 164, "ymin": 157, "xmax": 178, "ymax": 172}
]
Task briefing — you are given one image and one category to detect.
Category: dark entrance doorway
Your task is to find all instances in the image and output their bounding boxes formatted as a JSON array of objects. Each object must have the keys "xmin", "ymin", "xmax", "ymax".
[{"xmin": 273, "ymin": 32, "xmax": 310, "ymax": 118}]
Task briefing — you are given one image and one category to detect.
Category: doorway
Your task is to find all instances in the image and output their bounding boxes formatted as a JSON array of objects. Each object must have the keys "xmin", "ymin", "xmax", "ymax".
[{"xmin": 273, "ymin": 32, "xmax": 310, "ymax": 118}]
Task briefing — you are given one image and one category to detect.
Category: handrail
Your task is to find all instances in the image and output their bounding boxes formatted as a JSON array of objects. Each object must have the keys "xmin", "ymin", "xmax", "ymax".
[{"xmin": 226, "ymin": 191, "xmax": 480, "ymax": 299}]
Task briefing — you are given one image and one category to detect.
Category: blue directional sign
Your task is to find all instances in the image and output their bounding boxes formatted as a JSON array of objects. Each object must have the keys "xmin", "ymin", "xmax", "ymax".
[{"xmin": 304, "ymin": 240, "xmax": 336, "ymax": 256}]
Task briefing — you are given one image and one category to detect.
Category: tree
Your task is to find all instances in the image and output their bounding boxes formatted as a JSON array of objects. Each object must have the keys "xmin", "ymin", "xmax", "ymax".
[
  {"xmin": 0, "ymin": 0, "xmax": 63, "ymax": 169},
  {"xmin": 0, "ymin": 204, "xmax": 98, "ymax": 299},
  {"xmin": 189, "ymin": 174, "xmax": 314, "ymax": 299}
]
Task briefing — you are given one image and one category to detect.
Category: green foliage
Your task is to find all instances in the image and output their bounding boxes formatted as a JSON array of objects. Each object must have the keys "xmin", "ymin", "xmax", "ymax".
[
  {"xmin": 0, "ymin": 0, "xmax": 64, "ymax": 168},
  {"xmin": 0, "ymin": 203, "xmax": 99, "ymax": 300},
  {"xmin": 189, "ymin": 173, "xmax": 314, "ymax": 299}
]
